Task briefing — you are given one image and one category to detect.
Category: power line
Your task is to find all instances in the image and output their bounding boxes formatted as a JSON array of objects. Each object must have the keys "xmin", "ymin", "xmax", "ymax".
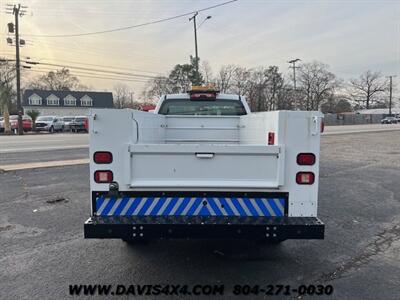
[
  {"xmin": 28, "ymin": 61, "xmax": 163, "ymax": 79},
  {"xmin": 23, "ymin": 0, "xmax": 238, "ymax": 38},
  {"xmin": 2, "ymin": 49, "xmax": 163, "ymax": 74},
  {"xmin": 24, "ymin": 69, "xmax": 150, "ymax": 84},
  {"xmin": 35, "ymin": 57, "xmax": 162, "ymax": 75},
  {"xmin": 2, "ymin": 56, "xmax": 164, "ymax": 79},
  {"xmin": 27, "ymin": 65, "xmax": 150, "ymax": 82},
  {"xmin": 2, "ymin": 56, "xmax": 167, "ymax": 85}
]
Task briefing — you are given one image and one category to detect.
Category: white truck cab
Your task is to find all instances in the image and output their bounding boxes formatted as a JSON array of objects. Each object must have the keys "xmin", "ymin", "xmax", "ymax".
[{"xmin": 84, "ymin": 87, "xmax": 324, "ymax": 242}]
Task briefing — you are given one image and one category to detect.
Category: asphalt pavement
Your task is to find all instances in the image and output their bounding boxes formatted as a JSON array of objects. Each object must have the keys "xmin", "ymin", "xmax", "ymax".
[
  {"xmin": 0, "ymin": 133, "xmax": 88, "ymax": 153},
  {"xmin": 0, "ymin": 130, "xmax": 399, "ymax": 299}
]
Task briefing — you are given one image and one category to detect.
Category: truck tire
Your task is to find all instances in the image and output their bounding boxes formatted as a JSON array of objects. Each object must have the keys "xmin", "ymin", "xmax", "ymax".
[{"xmin": 49, "ymin": 126, "xmax": 54, "ymax": 133}]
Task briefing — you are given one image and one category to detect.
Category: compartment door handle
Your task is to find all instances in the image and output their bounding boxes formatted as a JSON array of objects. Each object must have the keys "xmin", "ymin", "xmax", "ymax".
[{"xmin": 195, "ymin": 153, "xmax": 214, "ymax": 158}]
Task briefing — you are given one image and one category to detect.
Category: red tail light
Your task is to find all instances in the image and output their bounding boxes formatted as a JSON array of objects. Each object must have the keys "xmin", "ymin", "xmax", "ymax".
[
  {"xmin": 94, "ymin": 170, "xmax": 113, "ymax": 183},
  {"xmin": 296, "ymin": 172, "xmax": 315, "ymax": 185},
  {"xmin": 93, "ymin": 151, "xmax": 113, "ymax": 164},
  {"xmin": 297, "ymin": 153, "xmax": 316, "ymax": 165},
  {"xmin": 268, "ymin": 132, "xmax": 275, "ymax": 145},
  {"xmin": 321, "ymin": 120, "xmax": 325, "ymax": 133}
]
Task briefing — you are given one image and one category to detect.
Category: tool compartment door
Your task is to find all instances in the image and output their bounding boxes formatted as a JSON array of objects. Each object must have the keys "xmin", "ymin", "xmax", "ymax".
[{"xmin": 128, "ymin": 144, "xmax": 284, "ymax": 189}]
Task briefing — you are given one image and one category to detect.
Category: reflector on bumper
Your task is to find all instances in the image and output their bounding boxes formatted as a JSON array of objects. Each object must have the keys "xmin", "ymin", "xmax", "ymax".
[{"xmin": 95, "ymin": 196, "xmax": 286, "ymax": 217}]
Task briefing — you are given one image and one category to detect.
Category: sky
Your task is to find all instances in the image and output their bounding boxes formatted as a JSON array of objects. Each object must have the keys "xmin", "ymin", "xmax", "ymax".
[{"xmin": 0, "ymin": 0, "xmax": 399, "ymax": 99}]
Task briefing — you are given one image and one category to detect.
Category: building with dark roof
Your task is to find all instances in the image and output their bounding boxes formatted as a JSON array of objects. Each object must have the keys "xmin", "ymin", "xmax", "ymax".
[{"xmin": 23, "ymin": 89, "xmax": 114, "ymax": 116}]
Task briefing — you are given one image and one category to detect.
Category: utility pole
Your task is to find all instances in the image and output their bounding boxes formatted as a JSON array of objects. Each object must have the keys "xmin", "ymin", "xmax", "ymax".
[
  {"xmin": 386, "ymin": 75, "xmax": 396, "ymax": 116},
  {"xmin": 188, "ymin": 13, "xmax": 211, "ymax": 86},
  {"xmin": 6, "ymin": 4, "xmax": 26, "ymax": 135},
  {"xmin": 14, "ymin": 4, "xmax": 23, "ymax": 135},
  {"xmin": 288, "ymin": 58, "xmax": 301, "ymax": 90},
  {"xmin": 189, "ymin": 12, "xmax": 199, "ymax": 85}
]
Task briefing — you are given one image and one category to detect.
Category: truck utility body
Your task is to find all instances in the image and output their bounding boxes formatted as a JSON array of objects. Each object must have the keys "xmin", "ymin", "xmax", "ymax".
[{"xmin": 84, "ymin": 89, "xmax": 324, "ymax": 241}]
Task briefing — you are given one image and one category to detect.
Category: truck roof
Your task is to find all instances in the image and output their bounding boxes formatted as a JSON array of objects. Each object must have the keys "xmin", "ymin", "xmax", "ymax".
[{"xmin": 164, "ymin": 93, "xmax": 241, "ymax": 101}]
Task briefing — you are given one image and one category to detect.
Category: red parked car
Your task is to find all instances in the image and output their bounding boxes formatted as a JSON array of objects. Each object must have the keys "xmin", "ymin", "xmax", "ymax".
[
  {"xmin": 10, "ymin": 115, "xmax": 33, "ymax": 132},
  {"xmin": 84, "ymin": 117, "xmax": 89, "ymax": 132},
  {"xmin": 70, "ymin": 116, "xmax": 88, "ymax": 133}
]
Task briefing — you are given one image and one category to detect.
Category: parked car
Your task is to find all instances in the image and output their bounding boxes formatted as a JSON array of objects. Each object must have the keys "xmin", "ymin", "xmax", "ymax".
[
  {"xmin": 62, "ymin": 116, "xmax": 75, "ymax": 132},
  {"xmin": 84, "ymin": 117, "xmax": 89, "ymax": 132},
  {"xmin": 35, "ymin": 116, "xmax": 64, "ymax": 133},
  {"xmin": 0, "ymin": 117, "xmax": 4, "ymax": 133},
  {"xmin": 381, "ymin": 117, "xmax": 398, "ymax": 124},
  {"xmin": 70, "ymin": 116, "xmax": 88, "ymax": 133},
  {"xmin": 0, "ymin": 115, "xmax": 32, "ymax": 133}
]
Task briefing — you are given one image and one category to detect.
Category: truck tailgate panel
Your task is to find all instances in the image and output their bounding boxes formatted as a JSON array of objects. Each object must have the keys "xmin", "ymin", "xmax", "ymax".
[{"xmin": 129, "ymin": 144, "xmax": 284, "ymax": 189}]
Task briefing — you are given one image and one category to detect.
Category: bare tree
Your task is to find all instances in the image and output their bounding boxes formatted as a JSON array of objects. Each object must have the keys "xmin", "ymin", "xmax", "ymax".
[
  {"xmin": 215, "ymin": 65, "xmax": 237, "ymax": 93},
  {"xmin": 246, "ymin": 67, "xmax": 269, "ymax": 111},
  {"xmin": 349, "ymin": 70, "xmax": 387, "ymax": 109},
  {"xmin": 201, "ymin": 61, "xmax": 213, "ymax": 85},
  {"xmin": 28, "ymin": 68, "xmax": 80, "ymax": 91},
  {"xmin": 142, "ymin": 76, "xmax": 172, "ymax": 99},
  {"xmin": 214, "ymin": 65, "xmax": 290, "ymax": 112},
  {"xmin": 113, "ymin": 83, "xmax": 134, "ymax": 109},
  {"xmin": 142, "ymin": 59, "xmax": 341, "ymax": 113},
  {"xmin": 276, "ymin": 83, "xmax": 294, "ymax": 110},
  {"xmin": 297, "ymin": 61, "xmax": 339, "ymax": 111},
  {"xmin": 231, "ymin": 66, "xmax": 251, "ymax": 96},
  {"xmin": 241, "ymin": 66, "xmax": 287, "ymax": 111}
]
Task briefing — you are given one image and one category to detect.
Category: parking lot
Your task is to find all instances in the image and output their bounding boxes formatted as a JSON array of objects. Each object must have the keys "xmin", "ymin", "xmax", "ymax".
[{"xmin": 0, "ymin": 128, "xmax": 400, "ymax": 299}]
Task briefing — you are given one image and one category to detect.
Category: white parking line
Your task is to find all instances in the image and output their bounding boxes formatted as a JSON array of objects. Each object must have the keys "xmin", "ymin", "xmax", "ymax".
[
  {"xmin": 324, "ymin": 128, "xmax": 400, "ymax": 135},
  {"xmin": 0, "ymin": 158, "xmax": 89, "ymax": 171},
  {"xmin": 0, "ymin": 145, "xmax": 88, "ymax": 153}
]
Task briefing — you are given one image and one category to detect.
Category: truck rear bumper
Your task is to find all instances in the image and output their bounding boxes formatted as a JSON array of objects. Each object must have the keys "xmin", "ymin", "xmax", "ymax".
[{"xmin": 84, "ymin": 216, "xmax": 324, "ymax": 240}]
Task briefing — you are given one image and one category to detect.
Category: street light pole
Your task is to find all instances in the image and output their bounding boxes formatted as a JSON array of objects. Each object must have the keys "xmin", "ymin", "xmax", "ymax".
[
  {"xmin": 189, "ymin": 12, "xmax": 199, "ymax": 85},
  {"xmin": 288, "ymin": 58, "xmax": 301, "ymax": 109},
  {"xmin": 386, "ymin": 75, "xmax": 396, "ymax": 116}
]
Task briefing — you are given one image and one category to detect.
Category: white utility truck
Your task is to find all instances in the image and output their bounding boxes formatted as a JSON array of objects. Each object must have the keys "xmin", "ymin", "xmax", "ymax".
[{"xmin": 84, "ymin": 87, "xmax": 324, "ymax": 242}]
